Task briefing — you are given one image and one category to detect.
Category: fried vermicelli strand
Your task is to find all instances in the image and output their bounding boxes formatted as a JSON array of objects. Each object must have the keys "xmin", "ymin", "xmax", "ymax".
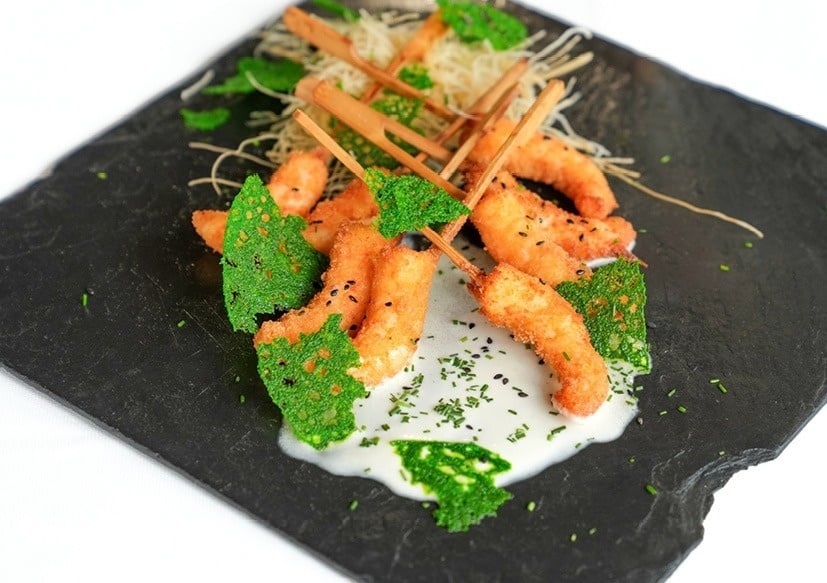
[{"xmin": 469, "ymin": 263, "xmax": 609, "ymax": 418}]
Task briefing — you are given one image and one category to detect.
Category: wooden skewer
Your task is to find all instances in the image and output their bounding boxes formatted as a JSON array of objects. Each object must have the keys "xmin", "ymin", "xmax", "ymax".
[
  {"xmin": 296, "ymin": 76, "xmax": 463, "ymax": 199},
  {"xmin": 439, "ymin": 79, "xmax": 566, "ymax": 243},
  {"xmin": 360, "ymin": 10, "xmax": 449, "ymax": 104},
  {"xmin": 283, "ymin": 6, "xmax": 456, "ymax": 119},
  {"xmin": 292, "ymin": 109, "xmax": 483, "ymax": 282}
]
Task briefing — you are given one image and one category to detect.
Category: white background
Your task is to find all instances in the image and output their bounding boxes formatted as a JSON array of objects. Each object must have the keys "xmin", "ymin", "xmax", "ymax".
[{"xmin": 1, "ymin": 1, "xmax": 825, "ymax": 581}]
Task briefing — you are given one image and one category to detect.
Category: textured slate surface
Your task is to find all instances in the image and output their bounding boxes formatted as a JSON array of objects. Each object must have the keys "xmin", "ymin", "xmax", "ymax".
[{"xmin": 0, "ymin": 1, "xmax": 825, "ymax": 581}]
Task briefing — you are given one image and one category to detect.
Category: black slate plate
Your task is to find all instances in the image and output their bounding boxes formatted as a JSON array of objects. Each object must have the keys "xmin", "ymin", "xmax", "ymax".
[{"xmin": 1, "ymin": 1, "xmax": 825, "ymax": 581}]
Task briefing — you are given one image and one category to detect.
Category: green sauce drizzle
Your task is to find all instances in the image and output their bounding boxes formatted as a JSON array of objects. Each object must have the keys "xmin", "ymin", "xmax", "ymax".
[{"xmin": 392, "ymin": 440, "xmax": 512, "ymax": 532}]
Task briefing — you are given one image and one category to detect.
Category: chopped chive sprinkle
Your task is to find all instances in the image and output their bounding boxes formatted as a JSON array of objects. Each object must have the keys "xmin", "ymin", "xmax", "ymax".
[
  {"xmin": 709, "ymin": 378, "xmax": 721, "ymax": 384},
  {"xmin": 718, "ymin": 450, "xmax": 726, "ymax": 456},
  {"xmin": 570, "ymin": 533, "xmax": 577, "ymax": 542},
  {"xmin": 659, "ymin": 154, "xmax": 671, "ymax": 164},
  {"xmin": 239, "ymin": 394, "xmax": 246, "ymax": 404},
  {"xmin": 81, "ymin": 293, "xmax": 89, "ymax": 307},
  {"xmin": 716, "ymin": 382, "xmax": 728, "ymax": 394},
  {"xmin": 744, "ymin": 241, "xmax": 753, "ymax": 248},
  {"xmin": 349, "ymin": 500, "xmax": 359, "ymax": 511},
  {"xmin": 719, "ymin": 264, "xmax": 731, "ymax": 272},
  {"xmin": 96, "ymin": 171, "xmax": 108, "ymax": 180},
  {"xmin": 658, "ymin": 410, "xmax": 668, "ymax": 416},
  {"xmin": 526, "ymin": 501, "xmax": 537, "ymax": 512},
  {"xmin": 666, "ymin": 388, "xmax": 676, "ymax": 398},
  {"xmin": 421, "ymin": 501, "xmax": 431, "ymax": 508},
  {"xmin": 176, "ymin": 319, "xmax": 187, "ymax": 328},
  {"xmin": 588, "ymin": 527, "xmax": 597, "ymax": 536},
  {"xmin": 628, "ymin": 456, "xmax": 636, "ymax": 464},
  {"xmin": 645, "ymin": 483, "xmax": 658, "ymax": 496},
  {"xmin": 677, "ymin": 405, "xmax": 687, "ymax": 414}
]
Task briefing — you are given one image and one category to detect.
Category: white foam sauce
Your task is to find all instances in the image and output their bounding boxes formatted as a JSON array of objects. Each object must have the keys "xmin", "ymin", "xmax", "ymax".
[{"xmin": 279, "ymin": 248, "xmax": 644, "ymax": 500}]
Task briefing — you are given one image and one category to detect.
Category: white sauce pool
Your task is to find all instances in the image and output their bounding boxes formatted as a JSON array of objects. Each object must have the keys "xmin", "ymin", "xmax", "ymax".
[{"xmin": 279, "ymin": 248, "xmax": 644, "ymax": 500}]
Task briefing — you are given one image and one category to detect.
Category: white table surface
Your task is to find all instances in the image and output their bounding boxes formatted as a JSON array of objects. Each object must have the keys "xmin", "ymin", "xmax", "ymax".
[{"xmin": 1, "ymin": 1, "xmax": 825, "ymax": 581}]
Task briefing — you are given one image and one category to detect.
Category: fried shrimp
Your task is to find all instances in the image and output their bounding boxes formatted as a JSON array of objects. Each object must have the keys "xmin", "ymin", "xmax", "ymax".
[
  {"xmin": 468, "ymin": 117, "xmax": 618, "ymax": 219},
  {"xmin": 349, "ymin": 247, "xmax": 439, "ymax": 386},
  {"xmin": 471, "ymin": 170, "xmax": 636, "ymax": 263},
  {"xmin": 253, "ymin": 222, "xmax": 393, "ymax": 347},
  {"xmin": 302, "ymin": 177, "xmax": 379, "ymax": 254},
  {"xmin": 469, "ymin": 263, "xmax": 609, "ymax": 418},
  {"xmin": 191, "ymin": 147, "xmax": 330, "ymax": 254}
]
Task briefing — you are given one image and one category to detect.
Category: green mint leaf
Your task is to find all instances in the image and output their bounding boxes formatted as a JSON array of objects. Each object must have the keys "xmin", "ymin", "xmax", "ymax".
[
  {"xmin": 257, "ymin": 314, "xmax": 367, "ymax": 449},
  {"xmin": 437, "ymin": 0, "xmax": 527, "ymax": 51},
  {"xmin": 364, "ymin": 168, "xmax": 470, "ymax": 238},
  {"xmin": 222, "ymin": 174, "xmax": 327, "ymax": 333},
  {"xmin": 392, "ymin": 440, "xmax": 512, "ymax": 532},
  {"xmin": 179, "ymin": 107, "xmax": 231, "ymax": 131},
  {"xmin": 312, "ymin": 0, "xmax": 360, "ymax": 21}
]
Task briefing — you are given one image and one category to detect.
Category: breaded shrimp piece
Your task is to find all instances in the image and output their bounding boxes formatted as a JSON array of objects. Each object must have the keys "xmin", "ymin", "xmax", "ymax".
[
  {"xmin": 253, "ymin": 222, "xmax": 393, "ymax": 347},
  {"xmin": 349, "ymin": 247, "xmax": 439, "ymax": 386},
  {"xmin": 302, "ymin": 178, "xmax": 379, "ymax": 254},
  {"xmin": 191, "ymin": 209, "xmax": 227, "ymax": 254},
  {"xmin": 472, "ymin": 171, "xmax": 636, "ymax": 263},
  {"xmin": 469, "ymin": 263, "xmax": 609, "ymax": 418},
  {"xmin": 468, "ymin": 117, "xmax": 618, "ymax": 219},
  {"xmin": 266, "ymin": 147, "xmax": 329, "ymax": 217},
  {"xmin": 191, "ymin": 148, "xmax": 330, "ymax": 254}
]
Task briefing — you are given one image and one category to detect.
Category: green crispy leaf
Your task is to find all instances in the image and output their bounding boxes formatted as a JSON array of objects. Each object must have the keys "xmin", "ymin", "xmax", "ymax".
[
  {"xmin": 179, "ymin": 107, "xmax": 231, "ymax": 131},
  {"xmin": 203, "ymin": 57, "xmax": 306, "ymax": 95},
  {"xmin": 556, "ymin": 259, "xmax": 651, "ymax": 372},
  {"xmin": 437, "ymin": 0, "xmax": 527, "ymax": 51},
  {"xmin": 222, "ymin": 175, "xmax": 327, "ymax": 333},
  {"xmin": 336, "ymin": 92, "xmax": 424, "ymax": 169},
  {"xmin": 257, "ymin": 314, "xmax": 367, "ymax": 449},
  {"xmin": 364, "ymin": 168, "xmax": 470, "ymax": 238},
  {"xmin": 392, "ymin": 440, "xmax": 512, "ymax": 532},
  {"xmin": 312, "ymin": 0, "xmax": 360, "ymax": 21}
]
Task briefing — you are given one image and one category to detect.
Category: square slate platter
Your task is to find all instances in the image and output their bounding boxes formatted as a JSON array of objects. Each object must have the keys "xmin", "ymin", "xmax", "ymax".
[{"xmin": 1, "ymin": 1, "xmax": 825, "ymax": 581}]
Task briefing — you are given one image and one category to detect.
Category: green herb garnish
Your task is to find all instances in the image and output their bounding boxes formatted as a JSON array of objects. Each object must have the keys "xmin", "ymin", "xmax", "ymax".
[
  {"xmin": 337, "ymin": 93, "xmax": 424, "ymax": 169},
  {"xmin": 364, "ymin": 168, "xmax": 470, "ymax": 238},
  {"xmin": 180, "ymin": 107, "xmax": 231, "ymax": 131},
  {"xmin": 257, "ymin": 314, "xmax": 367, "ymax": 450},
  {"xmin": 392, "ymin": 440, "xmax": 512, "ymax": 532},
  {"xmin": 203, "ymin": 57, "xmax": 305, "ymax": 95},
  {"xmin": 556, "ymin": 258, "xmax": 650, "ymax": 372},
  {"xmin": 398, "ymin": 63, "xmax": 434, "ymax": 90},
  {"xmin": 222, "ymin": 175, "xmax": 327, "ymax": 333},
  {"xmin": 312, "ymin": 0, "xmax": 360, "ymax": 21},
  {"xmin": 437, "ymin": 0, "xmax": 527, "ymax": 51}
]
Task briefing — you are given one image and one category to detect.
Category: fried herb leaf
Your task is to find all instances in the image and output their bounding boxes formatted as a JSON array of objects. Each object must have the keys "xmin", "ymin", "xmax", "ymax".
[
  {"xmin": 257, "ymin": 314, "xmax": 367, "ymax": 449},
  {"xmin": 392, "ymin": 440, "xmax": 512, "ymax": 532},
  {"xmin": 203, "ymin": 57, "xmax": 305, "ymax": 95},
  {"xmin": 222, "ymin": 175, "xmax": 327, "ymax": 333},
  {"xmin": 364, "ymin": 168, "xmax": 470, "ymax": 238},
  {"xmin": 437, "ymin": 0, "xmax": 527, "ymax": 51}
]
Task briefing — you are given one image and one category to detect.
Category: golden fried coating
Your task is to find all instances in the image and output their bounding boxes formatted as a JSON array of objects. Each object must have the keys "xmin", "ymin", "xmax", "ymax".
[
  {"xmin": 471, "ymin": 171, "xmax": 636, "ymax": 263},
  {"xmin": 469, "ymin": 263, "xmax": 609, "ymax": 418},
  {"xmin": 265, "ymin": 147, "xmax": 329, "ymax": 217},
  {"xmin": 468, "ymin": 118, "xmax": 618, "ymax": 219},
  {"xmin": 253, "ymin": 222, "xmax": 393, "ymax": 347},
  {"xmin": 302, "ymin": 177, "xmax": 379, "ymax": 254},
  {"xmin": 192, "ymin": 148, "xmax": 330, "ymax": 254},
  {"xmin": 349, "ymin": 247, "xmax": 439, "ymax": 386}
]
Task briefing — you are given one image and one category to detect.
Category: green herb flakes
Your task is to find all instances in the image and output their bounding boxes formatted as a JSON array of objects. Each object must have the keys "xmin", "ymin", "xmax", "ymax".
[
  {"xmin": 659, "ymin": 154, "xmax": 671, "ymax": 164},
  {"xmin": 203, "ymin": 57, "xmax": 305, "ymax": 95},
  {"xmin": 96, "ymin": 171, "xmax": 108, "ymax": 180},
  {"xmin": 399, "ymin": 63, "xmax": 434, "ymax": 90},
  {"xmin": 392, "ymin": 440, "xmax": 512, "ymax": 532},
  {"xmin": 349, "ymin": 499, "xmax": 359, "ymax": 511},
  {"xmin": 180, "ymin": 107, "xmax": 231, "ymax": 131},
  {"xmin": 81, "ymin": 292, "xmax": 89, "ymax": 308},
  {"xmin": 176, "ymin": 319, "xmax": 187, "ymax": 328},
  {"xmin": 526, "ymin": 501, "xmax": 537, "ymax": 512},
  {"xmin": 719, "ymin": 263, "xmax": 731, "ymax": 272},
  {"xmin": 437, "ymin": 0, "xmax": 527, "ymax": 51},
  {"xmin": 645, "ymin": 483, "xmax": 658, "ymax": 496},
  {"xmin": 364, "ymin": 168, "xmax": 470, "ymax": 238},
  {"xmin": 222, "ymin": 174, "xmax": 327, "ymax": 333}
]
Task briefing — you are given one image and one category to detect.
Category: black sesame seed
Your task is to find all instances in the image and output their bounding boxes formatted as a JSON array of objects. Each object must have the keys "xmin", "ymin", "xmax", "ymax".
[{"xmin": 349, "ymin": 295, "xmax": 358, "ymax": 303}]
